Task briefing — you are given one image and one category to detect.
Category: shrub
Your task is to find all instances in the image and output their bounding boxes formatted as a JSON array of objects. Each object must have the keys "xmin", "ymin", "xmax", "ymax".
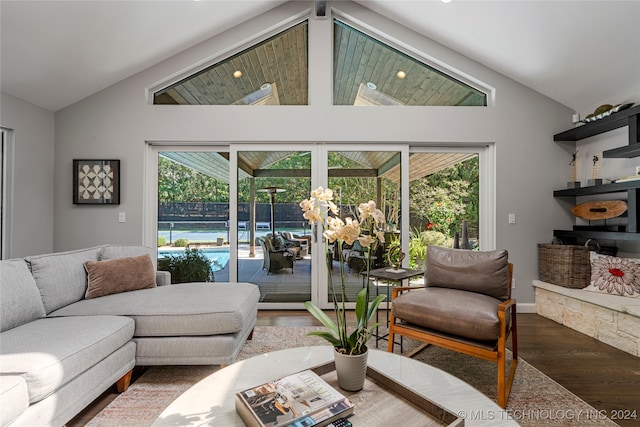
[
  {"xmin": 157, "ymin": 248, "xmax": 214, "ymax": 284},
  {"xmin": 157, "ymin": 236, "xmax": 167, "ymax": 247},
  {"xmin": 173, "ymin": 238, "xmax": 189, "ymax": 247},
  {"xmin": 408, "ymin": 228, "xmax": 453, "ymax": 269}
]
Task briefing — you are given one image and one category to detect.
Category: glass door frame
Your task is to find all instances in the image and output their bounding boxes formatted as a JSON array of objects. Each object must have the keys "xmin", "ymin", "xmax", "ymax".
[
  {"xmin": 143, "ymin": 142, "xmax": 231, "ymax": 262},
  {"xmin": 230, "ymin": 143, "xmax": 318, "ymax": 309},
  {"xmin": 144, "ymin": 142, "xmax": 493, "ymax": 309},
  {"xmin": 228, "ymin": 143, "xmax": 411, "ymax": 310},
  {"xmin": 408, "ymin": 144, "xmax": 496, "ymax": 251},
  {"xmin": 316, "ymin": 143, "xmax": 410, "ymax": 310}
]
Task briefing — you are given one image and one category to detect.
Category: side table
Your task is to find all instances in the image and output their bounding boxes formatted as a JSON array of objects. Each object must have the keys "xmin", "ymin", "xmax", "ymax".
[{"xmin": 361, "ymin": 267, "xmax": 425, "ymax": 349}]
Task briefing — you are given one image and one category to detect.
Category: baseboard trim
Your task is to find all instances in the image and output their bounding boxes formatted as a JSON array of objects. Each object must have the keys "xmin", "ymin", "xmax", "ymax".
[{"xmin": 517, "ymin": 303, "xmax": 536, "ymax": 313}]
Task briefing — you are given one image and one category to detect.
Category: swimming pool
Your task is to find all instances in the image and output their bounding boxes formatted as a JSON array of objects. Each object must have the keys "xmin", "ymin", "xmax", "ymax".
[{"xmin": 158, "ymin": 247, "xmax": 230, "ymax": 272}]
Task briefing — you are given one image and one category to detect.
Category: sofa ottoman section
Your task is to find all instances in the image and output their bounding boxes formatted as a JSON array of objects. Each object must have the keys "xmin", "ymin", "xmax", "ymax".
[
  {"xmin": 50, "ymin": 283, "xmax": 259, "ymax": 336},
  {"xmin": 0, "ymin": 315, "xmax": 135, "ymax": 404},
  {"xmin": 49, "ymin": 282, "xmax": 260, "ymax": 365},
  {"xmin": 134, "ymin": 311, "xmax": 257, "ymax": 365}
]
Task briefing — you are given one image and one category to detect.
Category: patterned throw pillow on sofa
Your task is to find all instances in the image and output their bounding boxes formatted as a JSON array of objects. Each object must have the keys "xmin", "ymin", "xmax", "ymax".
[{"xmin": 585, "ymin": 252, "xmax": 640, "ymax": 297}]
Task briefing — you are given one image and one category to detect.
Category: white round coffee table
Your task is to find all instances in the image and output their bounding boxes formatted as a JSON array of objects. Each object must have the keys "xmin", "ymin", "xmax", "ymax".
[{"xmin": 152, "ymin": 346, "xmax": 518, "ymax": 426}]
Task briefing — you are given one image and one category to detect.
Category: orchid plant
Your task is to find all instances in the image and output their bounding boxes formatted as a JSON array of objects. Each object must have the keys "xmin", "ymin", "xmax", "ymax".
[{"xmin": 300, "ymin": 187, "xmax": 387, "ymax": 355}]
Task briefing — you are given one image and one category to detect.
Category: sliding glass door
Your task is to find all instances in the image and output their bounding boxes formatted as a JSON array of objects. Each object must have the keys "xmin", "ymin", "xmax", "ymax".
[
  {"xmin": 233, "ymin": 147, "xmax": 313, "ymax": 305},
  {"xmin": 230, "ymin": 144, "xmax": 408, "ymax": 308},
  {"xmin": 148, "ymin": 143, "xmax": 491, "ymax": 309},
  {"xmin": 322, "ymin": 147, "xmax": 404, "ymax": 307}
]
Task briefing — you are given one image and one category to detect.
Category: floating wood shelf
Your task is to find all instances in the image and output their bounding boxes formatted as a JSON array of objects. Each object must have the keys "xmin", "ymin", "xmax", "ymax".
[
  {"xmin": 554, "ymin": 104, "xmax": 640, "ymax": 156},
  {"xmin": 553, "ymin": 107, "xmax": 640, "ymax": 241}
]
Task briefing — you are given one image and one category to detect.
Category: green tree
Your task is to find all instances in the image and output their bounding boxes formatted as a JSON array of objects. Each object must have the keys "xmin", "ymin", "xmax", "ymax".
[
  {"xmin": 410, "ymin": 156, "xmax": 478, "ymax": 236},
  {"xmin": 158, "ymin": 156, "xmax": 229, "ymax": 202}
]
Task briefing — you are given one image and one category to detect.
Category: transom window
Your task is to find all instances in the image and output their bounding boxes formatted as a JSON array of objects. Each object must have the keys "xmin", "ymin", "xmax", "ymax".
[
  {"xmin": 333, "ymin": 20, "xmax": 487, "ymax": 106},
  {"xmin": 152, "ymin": 16, "xmax": 486, "ymax": 108},
  {"xmin": 153, "ymin": 20, "xmax": 308, "ymax": 105}
]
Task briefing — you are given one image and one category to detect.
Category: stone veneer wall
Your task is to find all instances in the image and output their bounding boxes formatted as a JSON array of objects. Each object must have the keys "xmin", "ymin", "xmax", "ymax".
[{"xmin": 534, "ymin": 280, "xmax": 640, "ymax": 357}]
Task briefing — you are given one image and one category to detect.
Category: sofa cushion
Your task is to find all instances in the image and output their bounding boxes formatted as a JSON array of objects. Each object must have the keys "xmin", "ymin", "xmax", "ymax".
[
  {"xmin": 392, "ymin": 287, "xmax": 503, "ymax": 342},
  {"xmin": 426, "ymin": 246, "xmax": 510, "ymax": 300},
  {"xmin": 0, "ymin": 259, "xmax": 46, "ymax": 331},
  {"xmin": 26, "ymin": 246, "xmax": 103, "ymax": 313},
  {"xmin": 101, "ymin": 244, "xmax": 157, "ymax": 269},
  {"xmin": 84, "ymin": 254, "xmax": 156, "ymax": 299},
  {"xmin": 49, "ymin": 282, "xmax": 260, "ymax": 337},
  {"xmin": 0, "ymin": 376, "xmax": 29, "ymax": 426},
  {"xmin": 0, "ymin": 315, "xmax": 134, "ymax": 404}
]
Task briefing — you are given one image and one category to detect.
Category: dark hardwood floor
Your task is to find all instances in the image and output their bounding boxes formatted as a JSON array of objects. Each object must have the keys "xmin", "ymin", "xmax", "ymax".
[{"xmin": 69, "ymin": 313, "xmax": 640, "ymax": 426}]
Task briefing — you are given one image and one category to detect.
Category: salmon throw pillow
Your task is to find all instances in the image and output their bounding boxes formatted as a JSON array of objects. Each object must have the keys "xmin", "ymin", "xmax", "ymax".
[{"xmin": 84, "ymin": 254, "xmax": 156, "ymax": 299}]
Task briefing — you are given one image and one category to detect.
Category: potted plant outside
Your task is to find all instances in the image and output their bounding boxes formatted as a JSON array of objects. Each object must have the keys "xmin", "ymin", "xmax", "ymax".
[
  {"xmin": 158, "ymin": 248, "xmax": 215, "ymax": 284},
  {"xmin": 300, "ymin": 187, "xmax": 387, "ymax": 391}
]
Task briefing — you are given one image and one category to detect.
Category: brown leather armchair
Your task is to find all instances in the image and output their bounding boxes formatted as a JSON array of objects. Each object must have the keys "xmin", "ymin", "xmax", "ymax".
[{"xmin": 388, "ymin": 245, "xmax": 517, "ymax": 408}]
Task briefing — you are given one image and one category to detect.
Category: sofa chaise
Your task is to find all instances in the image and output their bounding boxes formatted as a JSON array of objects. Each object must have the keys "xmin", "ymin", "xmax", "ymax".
[{"xmin": 0, "ymin": 244, "xmax": 260, "ymax": 427}]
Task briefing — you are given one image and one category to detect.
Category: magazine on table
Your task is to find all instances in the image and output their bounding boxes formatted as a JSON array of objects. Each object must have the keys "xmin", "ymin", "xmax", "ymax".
[
  {"xmin": 236, "ymin": 369, "xmax": 353, "ymax": 427},
  {"xmin": 285, "ymin": 398, "xmax": 354, "ymax": 427}
]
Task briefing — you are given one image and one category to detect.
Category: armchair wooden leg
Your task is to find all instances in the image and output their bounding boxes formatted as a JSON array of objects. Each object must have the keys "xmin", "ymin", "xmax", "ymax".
[
  {"xmin": 116, "ymin": 369, "xmax": 133, "ymax": 393},
  {"xmin": 247, "ymin": 328, "xmax": 254, "ymax": 341},
  {"xmin": 498, "ymin": 326, "xmax": 519, "ymax": 408},
  {"xmin": 387, "ymin": 313, "xmax": 396, "ymax": 353},
  {"xmin": 498, "ymin": 350, "xmax": 506, "ymax": 408}
]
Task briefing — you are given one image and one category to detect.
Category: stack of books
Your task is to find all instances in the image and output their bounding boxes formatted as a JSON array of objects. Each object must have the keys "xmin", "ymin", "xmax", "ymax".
[{"xmin": 235, "ymin": 369, "xmax": 354, "ymax": 427}]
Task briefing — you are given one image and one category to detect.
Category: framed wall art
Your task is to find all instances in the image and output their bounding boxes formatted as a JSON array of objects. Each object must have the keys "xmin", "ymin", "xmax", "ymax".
[{"xmin": 73, "ymin": 159, "xmax": 120, "ymax": 204}]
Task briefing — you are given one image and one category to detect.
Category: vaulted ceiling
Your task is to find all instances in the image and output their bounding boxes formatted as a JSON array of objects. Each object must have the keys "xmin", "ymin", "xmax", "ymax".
[{"xmin": 1, "ymin": 1, "xmax": 638, "ymax": 114}]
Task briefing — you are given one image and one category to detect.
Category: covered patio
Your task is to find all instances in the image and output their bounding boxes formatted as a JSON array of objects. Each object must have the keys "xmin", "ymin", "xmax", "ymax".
[{"xmin": 158, "ymin": 149, "xmax": 474, "ymax": 304}]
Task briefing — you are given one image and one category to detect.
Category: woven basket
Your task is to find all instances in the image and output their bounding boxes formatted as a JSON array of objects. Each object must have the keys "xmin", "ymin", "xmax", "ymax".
[{"xmin": 538, "ymin": 244, "xmax": 591, "ymax": 288}]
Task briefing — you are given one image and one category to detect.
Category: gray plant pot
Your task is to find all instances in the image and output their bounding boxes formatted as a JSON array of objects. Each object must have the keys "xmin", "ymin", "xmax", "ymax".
[{"xmin": 334, "ymin": 347, "xmax": 368, "ymax": 391}]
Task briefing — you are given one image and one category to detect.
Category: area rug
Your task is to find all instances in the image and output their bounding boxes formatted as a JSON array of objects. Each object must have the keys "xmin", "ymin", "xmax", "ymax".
[{"xmin": 86, "ymin": 326, "xmax": 618, "ymax": 427}]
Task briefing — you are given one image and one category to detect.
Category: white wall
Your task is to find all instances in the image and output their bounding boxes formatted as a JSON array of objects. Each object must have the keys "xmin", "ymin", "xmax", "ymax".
[
  {"xmin": 0, "ymin": 92, "xmax": 55, "ymax": 258},
  {"xmin": 52, "ymin": 1, "xmax": 579, "ymax": 303}
]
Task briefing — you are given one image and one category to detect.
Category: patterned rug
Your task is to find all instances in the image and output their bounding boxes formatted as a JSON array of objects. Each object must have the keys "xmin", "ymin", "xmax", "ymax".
[{"xmin": 86, "ymin": 326, "xmax": 617, "ymax": 427}]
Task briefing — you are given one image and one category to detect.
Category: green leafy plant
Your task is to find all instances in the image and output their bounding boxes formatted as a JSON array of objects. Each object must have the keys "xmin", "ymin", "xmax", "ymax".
[
  {"xmin": 408, "ymin": 228, "xmax": 453, "ymax": 269},
  {"xmin": 157, "ymin": 236, "xmax": 167, "ymax": 247},
  {"xmin": 300, "ymin": 187, "xmax": 386, "ymax": 355},
  {"xmin": 173, "ymin": 238, "xmax": 189, "ymax": 247},
  {"xmin": 157, "ymin": 248, "xmax": 214, "ymax": 284}
]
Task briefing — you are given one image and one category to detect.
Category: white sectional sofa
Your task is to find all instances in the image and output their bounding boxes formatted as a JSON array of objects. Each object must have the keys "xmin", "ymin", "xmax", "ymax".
[{"xmin": 0, "ymin": 245, "xmax": 260, "ymax": 427}]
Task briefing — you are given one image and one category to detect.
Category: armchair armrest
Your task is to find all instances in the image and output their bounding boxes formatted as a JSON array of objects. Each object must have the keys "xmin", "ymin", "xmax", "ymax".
[
  {"xmin": 498, "ymin": 298, "xmax": 516, "ymax": 312},
  {"xmin": 390, "ymin": 285, "xmax": 426, "ymax": 300}
]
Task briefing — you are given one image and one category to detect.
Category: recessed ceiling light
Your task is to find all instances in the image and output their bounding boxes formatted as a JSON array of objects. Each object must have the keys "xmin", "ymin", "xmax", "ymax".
[
  {"xmin": 441, "ymin": 0, "xmax": 454, "ymax": 3},
  {"xmin": 366, "ymin": 82, "xmax": 377, "ymax": 90},
  {"xmin": 396, "ymin": 70, "xmax": 407, "ymax": 79},
  {"xmin": 233, "ymin": 70, "xmax": 243, "ymax": 78}
]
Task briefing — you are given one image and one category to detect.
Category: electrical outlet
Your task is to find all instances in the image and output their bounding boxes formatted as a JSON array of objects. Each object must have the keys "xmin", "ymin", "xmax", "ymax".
[
  {"xmin": 118, "ymin": 212, "xmax": 126, "ymax": 223},
  {"xmin": 508, "ymin": 213, "xmax": 516, "ymax": 224},
  {"xmin": 512, "ymin": 278, "xmax": 515, "ymax": 289}
]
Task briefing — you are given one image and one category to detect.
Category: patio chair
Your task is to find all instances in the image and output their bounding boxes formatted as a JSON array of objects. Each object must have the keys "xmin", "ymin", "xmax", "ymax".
[
  {"xmin": 256, "ymin": 237, "xmax": 295, "ymax": 274},
  {"xmin": 281, "ymin": 231, "xmax": 309, "ymax": 258},
  {"xmin": 387, "ymin": 245, "xmax": 517, "ymax": 408}
]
